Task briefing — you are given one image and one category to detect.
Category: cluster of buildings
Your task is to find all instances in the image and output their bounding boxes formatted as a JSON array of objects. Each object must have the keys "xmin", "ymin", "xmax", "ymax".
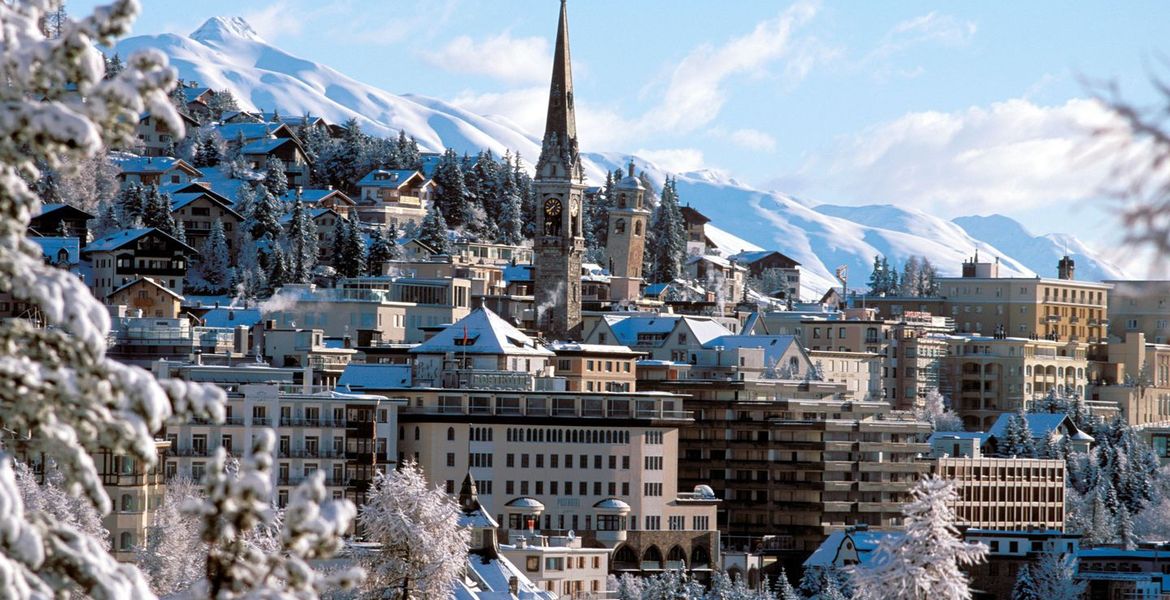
[{"xmin": 12, "ymin": 2, "xmax": 1170, "ymax": 599}]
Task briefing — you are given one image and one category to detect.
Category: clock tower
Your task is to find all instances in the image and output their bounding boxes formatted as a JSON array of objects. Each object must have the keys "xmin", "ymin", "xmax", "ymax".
[{"xmin": 534, "ymin": 0, "xmax": 586, "ymax": 339}]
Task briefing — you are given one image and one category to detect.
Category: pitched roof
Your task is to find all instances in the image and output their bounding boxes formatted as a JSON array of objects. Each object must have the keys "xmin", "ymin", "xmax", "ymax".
[
  {"xmin": 338, "ymin": 364, "xmax": 413, "ymax": 390},
  {"xmin": 169, "ymin": 192, "xmax": 243, "ymax": 219},
  {"xmin": 113, "ymin": 155, "xmax": 203, "ymax": 177},
  {"xmin": 411, "ymin": 307, "xmax": 553, "ymax": 356},
  {"xmin": 357, "ymin": 169, "xmax": 422, "ymax": 189},
  {"xmin": 240, "ymin": 136, "xmax": 300, "ymax": 155},
  {"xmin": 804, "ymin": 529, "xmax": 902, "ymax": 568},
  {"xmin": 279, "ymin": 188, "xmax": 353, "ymax": 205},
  {"xmin": 32, "ymin": 236, "xmax": 80, "ymax": 264},
  {"xmin": 182, "ymin": 87, "xmax": 213, "ymax": 103},
  {"xmin": 703, "ymin": 334, "xmax": 800, "ymax": 364},
  {"xmin": 82, "ymin": 227, "xmax": 197, "ymax": 254},
  {"xmin": 198, "ymin": 307, "xmax": 262, "ymax": 328},
  {"xmin": 986, "ymin": 412, "xmax": 1093, "ymax": 443},
  {"xmin": 107, "ymin": 277, "xmax": 185, "ymax": 301},
  {"xmin": 731, "ymin": 249, "xmax": 801, "ymax": 267}
]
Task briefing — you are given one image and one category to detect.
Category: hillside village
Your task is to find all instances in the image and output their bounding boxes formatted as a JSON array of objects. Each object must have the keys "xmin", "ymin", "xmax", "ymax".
[{"xmin": 8, "ymin": 2, "xmax": 1170, "ymax": 600}]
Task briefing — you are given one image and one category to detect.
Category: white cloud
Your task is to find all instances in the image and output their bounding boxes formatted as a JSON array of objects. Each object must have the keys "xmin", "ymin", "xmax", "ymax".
[
  {"xmin": 861, "ymin": 11, "xmax": 976, "ymax": 80},
  {"xmin": 727, "ymin": 128, "xmax": 778, "ymax": 152},
  {"xmin": 632, "ymin": 148, "xmax": 707, "ymax": 174},
  {"xmin": 450, "ymin": 87, "xmax": 548, "ymax": 135},
  {"xmin": 241, "ymin": 3, "xmax": 304, "ymax": 41},
  {"xmin": 648, "ymin": 1, "xmax": 819, "ymax": 133},
  {"xmin": 422, "ymin": 33, "xmax": 552, "ymax": 84},
  {"xmin": 793, "ymin": 98, "xmax": 1118, "ymax": 215}
]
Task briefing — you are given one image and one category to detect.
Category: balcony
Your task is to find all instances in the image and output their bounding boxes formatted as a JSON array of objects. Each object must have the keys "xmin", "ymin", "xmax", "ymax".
[{"xmin": 279, "ymin": 418, "xmax": 348, "ymax": 428}]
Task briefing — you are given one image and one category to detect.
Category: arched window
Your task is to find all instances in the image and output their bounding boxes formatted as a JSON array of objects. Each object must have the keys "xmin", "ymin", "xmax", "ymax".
[
  {"xmin": 414, "ymin": 427, "xmax": 420, "ymax": 441},
  {"xmin": 619, "ymin": 193, "xmax": 628, "ymax": 209},
  {"xmin": 613, "ymin": 545, "xmax": 637, "ymax": 568},
  {"xmin": 691, "ymin": 546, "xmax": 711, "ymax": 568},
  {"xmin": 614, "ymin": 219, "xmax": 626, "ymax": 234},
  {"xmin": 120, "ymin": 531, "xmax": 133, "ymax": 551},
  {"xmin": 120, "ymin": 493, "xmax": 133, "ymax": 512},
  {"xmin": 642, "ymin": 546, "xmax": 663, "ymax": 568},
  {"xmin": 447, "ymin": 427, "xmax": 455, "ymax": 441},
  {"xmin": 634, "ymin": 221, "xmax": 643, "ymax": 236},
  {"xmin": 667, "ymin": 546, "xmax": 687, "ymax": 569}
]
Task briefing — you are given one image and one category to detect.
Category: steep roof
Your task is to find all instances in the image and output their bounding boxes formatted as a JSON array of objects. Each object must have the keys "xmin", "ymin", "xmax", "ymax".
[
  {"xmin": 108, "ymin": 277, "xmax": 185, "ymax": 301},
  {"xmin": 804, "ymin": 529, "xmax": 902, "ymax": 568},
  {"xmin": 986, "ymin": 412, "xmax": 1093, "ymax": 443},
  {"xmin": 182, "ymin": 87, "xmax": 213, "ymax": 103},
  {"xmin": 279, "ymin": 188, "xmax": 353, "ymax": 205},
  {"xmin": 32, "ymin": 236, "xmax": 80, "ymax": 264},
  {"xmin": 170, "ymin": 192, "xmax": 243, "ymax": 219},
  {"xmin": 34, "ymin": 203, "xmax": 95, "ymax": 220},
  {"xmin": 240, "ymin": 136, "xmax": 300, "ymax": 155},
  {"xmin": 82, "ymin": 227, "xmax": 197, "ymax": 255},
  {"xmin": 357, "ymin": 169, "xmax": 422, "ymax": 189},
  {"xmin": 114, "ymin": 155, "xmax": 203, "ymax": 177},
  {"xmin": 411, "ymin": 307, "xmax": 553, "ymax": 357},
  {"xmin": 703, "ymin": 334, "xmax": 800, "ymax": 365}
]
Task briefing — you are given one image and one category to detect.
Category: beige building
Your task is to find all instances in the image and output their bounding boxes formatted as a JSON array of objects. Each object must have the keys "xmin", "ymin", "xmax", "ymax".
[
  {"xmin": 1089, "ymin": 332, "xmax": 1170, "ymax": 427},
  {"xmin": 807, "ymin": 349, "xmax": 881, "ymax": 401},
  {"xmin": 606, "ymin": 164, "xmax": 651, "ymax": 304},
  {"xmin": 1105, "ymin": 279, "xmax": 1170, "ymax": 343},
  {"xmin": 101, "ymin": 441, "xmax": 170, "ymax": 560},
  {"xmin": 501, "ymin": 530, "xmax": 610, "ymax": 599},
  {"xmin": 170, "ymin": 190, "xmax": 243, "ymax": 252},
  {"xmin": 354, "ymin": 169, "xmax": 432, "ymax": 232},
  {"xmin": 943, "ymin": 335, "xmax": 1090, "ymax": 429},
  {"xmin": 106, "ymin": 277, "xmax": 183, "ymax": 319},
  {"xmin": 83, "ymin": 228, "xmax": 195, "ymax": 300},
  {"xmin": 547, "ymin": 342, "xmax": 640, "ymax": 393},
  {"xmin": 938, "ymin": 255, "xmax": 1111, "ymax": 342},
  {"xmin": 934, "ymin": 457, "xmax": 1065, "ymax": 531},
  {"xmin": 133, "ymin": 112, "xmax": 199, "ymax": 157}
]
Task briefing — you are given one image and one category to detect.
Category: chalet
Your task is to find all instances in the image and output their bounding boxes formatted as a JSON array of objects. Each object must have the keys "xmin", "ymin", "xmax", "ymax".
[
  {"xmin": 680, "ymin": 206, "xmax": 711, "ymax": 256},
  {"xmin": 107, "ymin": 277, "xmax": 184, "ymax": 319},
  {"xmin": 160, "ymin": 182, "xmax": 235, "ymax": 207},
  {"xmin": 182, "ymin": 87, "xmax": 215, "ymax": 123},
  {"xmin": 582, "ymin": 313, "xmax": 735, "ymax": 362},
  {"xmin": 82, "ymin": 228, "xmax": 196, "ymax": 299},
  {"xmin": 279, "ymin": 187, "xmax": 355, "ymax": 220},
  {"xmin": 216, "ymin": 122, "xmax": 299, "ymax": 148},
  {"xmin": 114, "ymin": 156, "xmax": 204, "ymax": 189},
  {"xmin": 220, "ymin": 111, "xmax": 265, "ymax": 124},
  {"xmin": 239, "ymin": 137, "xmax": 310, "ymax": 188},
  {"xmin": 134, "ymin": 112, "xmax": 200, "ymax": 157},
  {"xmin": 28, "ymin": 203, "xmax": 93, "ymax": 240},
  {"xmin": 31, "ymin": 237, "xmax": 81, "ymax": 272},
  {"xmin": 169, "ymin": 190, "xmax": 243, "ymax": 251},
  {"xmin": 683, "ymin": 254, "xmax": 746, "ymax": 304},
  {"xmin": 354, "ymin": 169, "xmax": 432, "ymax": 232},
  {"xmin": 279, "ymin": 207, "xmax": 344, "ymax": 262},
  {"xmin": 731, "ymin": 250, "xmax": 801, "ymax": 300},
  {"xmin": 401, "ymin": 238, "xmax": 441, "ymax": 260}
]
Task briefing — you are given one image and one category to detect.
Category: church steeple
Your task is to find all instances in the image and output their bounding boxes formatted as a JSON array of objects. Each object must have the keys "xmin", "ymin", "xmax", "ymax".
[
  {"xmin": 533, "ymin": 0, "xmax": 586, "ymax": 339},
  {"xmin": 545, "ymin": 0, "xmax": 576, "ymax": 144}
]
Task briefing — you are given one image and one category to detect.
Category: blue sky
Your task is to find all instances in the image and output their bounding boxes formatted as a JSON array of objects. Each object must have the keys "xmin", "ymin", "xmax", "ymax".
[{"xmin": 79, "ymin": 0, "xmax": 1169, "ymax": 249}]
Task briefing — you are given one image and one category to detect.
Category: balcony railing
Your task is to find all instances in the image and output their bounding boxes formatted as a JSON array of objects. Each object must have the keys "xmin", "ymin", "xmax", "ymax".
[{"xmin": 279, "ymin": 418, "xmax": 348, "ymax": 428}]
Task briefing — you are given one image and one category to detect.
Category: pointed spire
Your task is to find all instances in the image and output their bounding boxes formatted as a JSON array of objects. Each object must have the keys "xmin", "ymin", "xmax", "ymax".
[
  {"xmin": 544, "ymin": 0, "xmax": 577, "ymax": 146},
  {"xmin": 459, "ymin": 471, "xmax": 479, "ymax": 512}
]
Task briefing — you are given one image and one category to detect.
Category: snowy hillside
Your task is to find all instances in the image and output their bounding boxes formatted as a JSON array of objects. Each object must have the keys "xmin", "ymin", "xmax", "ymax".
[
  {"xmin": 121, "ymin": 17, "xmax": 1131, "ymax": 298},
  {"xmin": 952, "ymin": 215, "xmax": 1129, "ymax": 282}
]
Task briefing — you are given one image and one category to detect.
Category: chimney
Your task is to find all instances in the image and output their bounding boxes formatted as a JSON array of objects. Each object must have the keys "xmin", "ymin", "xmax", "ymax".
[
  {"xmin": 508, "ymin": 577, "xmax": 519, "ymax": 597},
  {"xmin": 1058, "ymin": 255, "xmax": 1076, "ymax": 280}
]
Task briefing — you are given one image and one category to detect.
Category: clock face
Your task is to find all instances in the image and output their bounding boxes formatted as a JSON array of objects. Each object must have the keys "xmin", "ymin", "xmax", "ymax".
[{"xmin": 544, "ymin": 198, "xmax": 562, "ymax": 217}]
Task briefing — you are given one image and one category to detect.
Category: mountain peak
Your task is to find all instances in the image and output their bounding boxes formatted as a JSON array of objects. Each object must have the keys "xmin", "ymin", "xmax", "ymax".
[{"xmin": 191, "ymin": 17, "xmax": 264, "ymax": 44}]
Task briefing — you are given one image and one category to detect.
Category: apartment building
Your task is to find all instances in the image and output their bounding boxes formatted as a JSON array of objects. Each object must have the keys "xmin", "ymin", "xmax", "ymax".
[
  {"xmin": 638, "ymin": 374, "xmax": 931, "ymax": 553},
  {"xmin": 546, "ymin": 342, "xmax": 640, "ymax": 393},
  {"xmin": 1089, "ymin": 332, "xmax": 1170, "ymax": 427},
  {"xmin": 938, "ymin": 255, "xmax": 1111, "ymax": 342},
  {"xmin": 354, "ymin": 169, "xmax": 432, "ymax": 231},
  {"xmin": 1104, "ymin": 279, "xmax": 1170, "ymax": 342},
  {"xmin": 82, "ymin": 227, "xmax": 195, "ymax": 299},
  {"xmin": 1078, "ymin": 544, "xmax": 1170, "ymax": 599},
  {"xmin": 582, "ymin": 313, "xmax": 738, "ymax": 361},
  {"xmin": 934, "ymin": 457, "xmax": 1065, "ymax": 531},
  {"xmin": 153, "ymin": 363, "xmax": 401, "ymax": 508},
  {"xmin": 942, "ymin": 335, "xmax": 1090, "ymax": 429}
]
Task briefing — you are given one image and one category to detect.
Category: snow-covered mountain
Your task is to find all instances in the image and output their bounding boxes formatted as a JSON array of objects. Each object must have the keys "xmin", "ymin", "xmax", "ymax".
[{"xmin": 117, "ymin": 17, "xmax": 1131, "ymax": 298}]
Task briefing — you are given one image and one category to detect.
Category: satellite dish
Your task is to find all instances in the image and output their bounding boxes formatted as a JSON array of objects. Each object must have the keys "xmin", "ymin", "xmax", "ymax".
[{"xmin": 567, "ymin": 530, "xmax": 575, "ymax": 540}]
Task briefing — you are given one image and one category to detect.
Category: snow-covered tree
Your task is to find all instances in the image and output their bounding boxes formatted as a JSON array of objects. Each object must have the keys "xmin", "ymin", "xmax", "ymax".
[
  {"xmin": 915, "ymin": 389, "xmax": 964, "ymax": 433},
  {"xmin": 418, "ymin": 202, "xmax": 451, "ymax": 255},
  {"xmin": 142, "ymin": 184, "xmax": 177, "ymax": 236},
  {"xmin": 267, "ymin": 242, "xmax": 292, "ymax": 290},
  {"xmin": 775, "ymin": 568, "xmax": 801, "ymax": 600},
  {"xmin": 233, "ymin": 237, "xmax": 268, "ymax": 300},
  {"xmin": 246, "ymin": 183, "xmax": 284, "ymax": 242},
  {"xmin": 432, "ymin": 148, "xmax": 468, "ymax": 228},
  {"xmin": 799, "ymin": 566, "xmax": 851, "ymax": 600},
  {"xmin": 850, "ymin": 476, "xmax": 988, "ymax": 600},
  {"xmin": 609, "ymin": 573, "xmax": 646, "ymax": 600},
  {"xmin": 0, "ymin": 1, "xmax": 230, "ymax": 595},
  {"xmin": 366, "ymin": 225, "xmax": 398, "ymax": 275},
  {"xmin": 14, "ymin": 461, "xmax": 109, "ymax": 550},
  {"xmin": 187, "ymin": 431, "xmax": 362, "ymax": 597},
  {"xmin": 359, "ymin": 460, "xmax": 468, "ymax": 599},
  {"xmin": 1013, "ymin": 552, "xmax": 1085, "ymax": 600},
  {"xmin": 649, "ymin": 176, "xmax": 686, "ymax": 283},
  {"xmin": 264, "ymin": 155, "xmax": 289, "ymax": 197},
  {"xmin": 192, "ymin": 217, "xmax": 231, "ymax": 293},
  {"xmin": 999, "ymin": 409, "xmax": 1037, "ymax": 457},
  {"xmin": 285, "ymin": 195, "xmax": 318, "ymax": 283},
  {"xmin": 136, "ymin": 476, "xmax": 203, "ymax": 595},
  {"xmin": 899, "ymin": 256, "xmax": 921, "ymax": 297},
  {"xmin": 334, "ymin": 219, "xmax": 366, "ymax": 278}
]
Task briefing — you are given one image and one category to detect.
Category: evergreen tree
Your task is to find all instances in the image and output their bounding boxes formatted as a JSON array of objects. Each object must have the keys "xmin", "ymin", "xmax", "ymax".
[
  {"xmin": 263, "ymin": 155, "xmax": 289, "ymax": 197},
  {"xmin": 337, "ymin": 219, "xmax": 367, "ymax": 278},
  {"xmin": 650, "ymin": 176, "xmax": 686, "ymax": 283},
  {"xmin": 174, "ymin": 220, "xmax": 186, "ymax": 245},
  {"xmin": 900, "ymin": 256, "xmax": 921, "ymax": 296},
  {"xmin": 1011, "ymin": 564, "xmax": 1039, "ymax": 600},
  {"xmin": 1026, "ymin": 552, "xmax": 1086, "ymax": 600},
  {"xmin": 881, "ymin": 257, "xmax": 898, "ymax": 295},
  {"xmin": 142, "ymin": 185, "xmax": 177, "ymax": 236},
  {"xmin": 103, "ymin": 53, "xmax": 123, "ymax": 80},
  {"xmin": 395, "ymin": 130, "xmax": 421, "ymax": 169},
  {"xmin": 496, "ymin": 157, "xmax": 524, "ymax": 245},
  {"xmin": 1001, "ymin": 408, "xmax": 1037, "ymax": 457},
  {"xmin": 206, "ymin": 88, "xmax": 239, "ymax": 121},
  {"xmin": 419, "ymin": 202, "xmax": 451, "ymax": 254},
  {"xmin": 586, "ymin": 169, "xmax": 614, "ymax": 262},
  {"xmin": 866, "ymin": 255, "xmax": 885, "ymax": 295},
  {"xmin": 366, "ymin": 226, "xmax": 398, "ymax": 275},
  {"xmin": 194, "ymin": 219, "xmax": 231, "ymax": 294},
  {"xmin": 266, "ymin": 243, "xmax": 291, "ymax": 290},
  {"xmin": 920, "ymin": 258, "xmax": 940, "ymax": 296},
  {"xmin": 246, "ymin": 184, "xmax": 283, "ymax": 242},
  {"xmin": 92, "ymin": 198, "xmax": 121, "ymax": 238},
  {"xmin": 851, "ymin": 476, "xmax": 988, "ymax": 600},
  {"xmin": 432, "ymin": 148, "xmax": 469, "ymax": 228},
  {"xmin": 285, "ymin": 195, "xmax": 318, "ymax": 283},
  {"xmin": 193, "ymin": 130, "xmax": 222, "ymax": 167},
  {"xmin": 775, "ymin": 568, "xmax": 801, "ymax": 600}
]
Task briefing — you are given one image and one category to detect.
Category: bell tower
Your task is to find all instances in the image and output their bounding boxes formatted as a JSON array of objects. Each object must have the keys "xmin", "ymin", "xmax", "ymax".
[
  {"xmin": 607, "ymin": 160, "xmax": 650, "ymax": 303},
  {"xmin": 534, "ymin": 0, "xmax": 586, "ymax": 339}
]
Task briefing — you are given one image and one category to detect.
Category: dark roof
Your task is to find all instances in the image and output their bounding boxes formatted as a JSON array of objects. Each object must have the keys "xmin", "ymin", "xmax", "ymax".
[
  {"xmin": 33, "ymin": 203, "xmax": 94, "ymax": 221},
  {"xmin": 82, "ymin": 227, "xmax": 197, "ymax": 255},
  {"xmin": 680, "ymin": 205, "xmax": 710, "ymax": 226}
]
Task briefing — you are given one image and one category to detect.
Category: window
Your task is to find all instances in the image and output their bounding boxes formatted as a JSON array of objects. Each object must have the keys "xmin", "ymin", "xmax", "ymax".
[
  {"xmin": 545, "ymin": 557, "xmax": 564, "ymax": 571},
  {"xmin": 526, "ymin": 556, "xmax": 539, "ymax": 572},
  {"xmin": 668, "ymin": 516, "xmax": 685, "ymax": 530}
]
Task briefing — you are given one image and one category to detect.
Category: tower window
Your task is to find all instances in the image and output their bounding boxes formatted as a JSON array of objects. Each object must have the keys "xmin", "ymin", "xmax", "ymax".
[
  {"xmin": 615, "ymin": 219, "xmax": 626, "ymax": 234},
  {"xmin": 634, "ymin": 221, "xmax": 642, "ymax": 236}
]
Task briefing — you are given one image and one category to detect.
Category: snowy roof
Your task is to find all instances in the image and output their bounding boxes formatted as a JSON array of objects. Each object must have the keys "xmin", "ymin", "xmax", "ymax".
[
  {"xmin": 703, "ymin": 334, "xmax": 799, "ymax": 364},
  {"xmin": 83, "ymin": 227, "xmax": 197, "ymax": 255},
  {"xmin": 34, "ymin": 203, "xmax": 94, "ymax": 220},
  {"xmin": 108, "ymin": 277, "xmax": 185, "ymax": 301},
  {"xmin": 986, "ymin": 412, "xmax": 1092, "ymax": 443},
  {"xmin": 278, "ymin": 207, "xmax": 334, "ymax": 224},
  {"xmin": 461, "ymin": 552, "xmax": 552, "ymax": 600},
  {"xmin": 114, "ymin": 155, "xmax": 202, "ymax": 176},
  {"xmin": 592, "ymin": 498, "xmax": 631, "ymax": 511},
  {"xmin": 603, "ymin": 314, "xmax": 679, "ymax": 346},
  {"xmin": 216, "ymin": 122, "xmax": 281, "ymax": 142},
  {"xmin": 32, "ymin": 236, "xmax": 80, "ymax": 264},
  {"xmin": 684, "ymin": 317, "xmax": 738, "ymax": 345},
  {"xmin": 170, "ymin": 192, "xmax": 242, "ymax": 218},
  {"xmin": 616, "ymin": 174, "xmax": 644, "ymax": 190},
  {"xmin": 731, "ymin": 249, "xmax": 801, "ymax": 267},
  {"xmin": 412, "ymin": 308, "xmax": 553, "ymax": 357},
  {"xmin": 928, "ymin": 431, "xmax": 987, "ymax": 443},
  {"xmin": 198, "ymin": 307, "xmax": 261, "ymax": 328},
  {"xmin": 279, "ymin": 188, "xmax": 352, "ymax": 204},
  {"xmin": 686, "ymin": 254, "xmax": 747, "ymax": 271},
  {"xmin": 182, "ymin": 87, "xmax": 212, "ymax": 103},
  {"xmin": 240, "ymin": 136, "xmax": 299, "ymax": 155},
  {"xmin": 545, "ymin": 341, "xmax": 640, "ymax": 356},
  {"xmin": 504, "ymin": 497, "xmax": 545, "ymax": 510},
  {"xmin": 804, "ymin": 529, "xmax": 901, "ymax": 568},
  {"xmin": 357, "ymin": 169, "xmax": 421, "ymax": 188},
  {"xmin": 338, "ymin": 364, "xmax": 413, "ymax": 390}
]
